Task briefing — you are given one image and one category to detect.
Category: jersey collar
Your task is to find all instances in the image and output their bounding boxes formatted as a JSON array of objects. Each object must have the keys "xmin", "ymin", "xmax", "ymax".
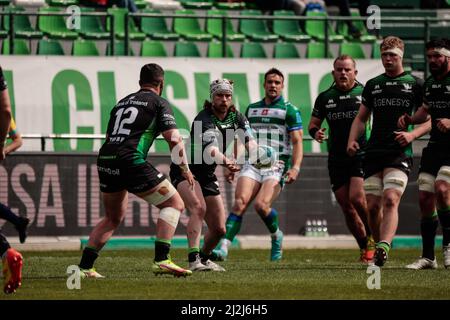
[{"xmin": 261, "ymin": 95, "xmax": 284, "ymax": 107}]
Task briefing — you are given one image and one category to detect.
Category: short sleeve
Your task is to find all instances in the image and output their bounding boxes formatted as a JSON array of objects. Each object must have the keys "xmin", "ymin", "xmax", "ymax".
[
  {"xmin": 286, "ymin": 104, "xmax": 303, "ymax": 132},
  {"xmin": 312, "ymin": 94, "xmax": 325, "ymax": 120},
  {"xmin": 157, "ymin": 99, "xmax": 178, "ymax": 132},
  {"xmin": 361, "ymin": 81, "xmax": 373, "ymax": 110}
]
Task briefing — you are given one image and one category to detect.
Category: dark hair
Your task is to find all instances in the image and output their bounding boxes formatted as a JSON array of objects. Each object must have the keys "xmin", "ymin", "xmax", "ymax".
[
  {"xmin": 264, "ymin": 68, "xmax": 284, "ymax": 82},
  {"xmin": 426, "ymin": 38, "xmax": 450, "ymax": 51},
  {"xmin": 333, "ymin": 55, "xmax": 356, "ymax": 68},
  {"xmin": 139, "ymin": 63, "xmax": 164, "ymax": 87}
]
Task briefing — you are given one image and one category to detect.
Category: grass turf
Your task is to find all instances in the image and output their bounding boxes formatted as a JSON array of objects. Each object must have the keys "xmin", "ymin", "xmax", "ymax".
[{"xmin": 2, "ymin": 248, "xmax": 450, "ymax": 300}]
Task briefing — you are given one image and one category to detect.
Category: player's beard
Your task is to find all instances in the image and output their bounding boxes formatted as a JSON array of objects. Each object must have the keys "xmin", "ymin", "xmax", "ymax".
[{"xmin": 429, "ymin": 59, "xmax": 448, "ymax": 77}]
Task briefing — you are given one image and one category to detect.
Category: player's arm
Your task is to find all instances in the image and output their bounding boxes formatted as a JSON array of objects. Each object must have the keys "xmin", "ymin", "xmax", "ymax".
[
  {"xmin": 398, "ymin": 105, "xmax": 430, "ymax": 129},
  {"xmin": 4, "ymin": 131, "xmax": 22, "ymax": 155},
  {"xmin": 347, "ymin": 103, "xmax": 371, "ymax": 157},
  {"xmin": 308, "ymin": 116, "xmax": 326, "ymax": 143},
  {"xmin": 0, "ymin": 88, "xmax": 12, "ymax": 160},
  {"xmin": 285, "ymin": 128, "xmax": 303, "ymax": 184}
]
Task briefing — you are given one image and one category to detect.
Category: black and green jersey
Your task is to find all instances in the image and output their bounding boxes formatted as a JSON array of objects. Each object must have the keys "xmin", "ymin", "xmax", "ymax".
[
  {"xmin": 423, "ymin": 71, "xmax": 450, "ymax": 146},
  {"xmin": 362, "ymin": 72, "xmax": 423, "ymax": 157},
  {"xmin": 245, "ymin": 96, "xmax": 303, "ymax": 164},
  {"xmin": 99, "ymin": 89, "xmax": 177, "ymax": 165},
  {"xmin": 0, "ymin": 67, "xmax": 7, "ymax": 91},
  {"xmin": 189, "ymin": 107, "xmax": 252, "ymax": 175},
  {"xmin": 312, "ymin": 82, "xmax": 366, "ymax": 160}
]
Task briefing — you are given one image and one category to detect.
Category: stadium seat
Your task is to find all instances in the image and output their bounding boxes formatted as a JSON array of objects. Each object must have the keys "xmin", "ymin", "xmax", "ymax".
[
  {"xmin": 340, "ymin": 42, "xmax": 365, "ymax": 59},
  {"xmin": 404, "ymin": 40, "xmax": 426, "ymax": 71},
  {"xmin": 38, "ymin": 7, "xmax": 78, "ymax": 39},
  {"xmin": 173, "ymin": 9, "xmax": 213, "ymax": 41},
  {"xmin": 79, "ymin": 7, "xmax": 110, "ymax": 39},
  {"xmin": 49, "ymin": 0, "xmax": 79, "ymax": 6},
  {"xmin": 206, "ymin": 9, "xmax": 245, "ymax": 41},
  {"xmin": 141, "ymin": 9, "xmax": 179, "ymax": 40},
  {"xmin": 106, "ymin": 41, "xmax": 135, "ymax": 56},
  {"xmin": 305, "ymin": 11, "xmax": 344, "ymax": 42},
  {"xmin": 214, "ymin": 1, "xmax": 245, "ymax": 9},
  {"xmin": 174, "ymin": 41, "xmax": 201, "ymax": 57},
  {"xmin": 273, "ymin": 10, "xmax": 311, "ymax": 43},
  {"xmin": 147, "ymin": 0, "xmax": 183, "ymax": 10},
  {"xmin": 372, "ymin": 42, "xmax": 381, "ymax": 59},
  {"xmin": 37, "ymin": 39, "xmax": 64, "ymax": 55},
  {"xmin": 336, "ymin": 11, "xmax": 376, "ymax": 43},
  {"xmin": 239, "ymin": 10, "xmax": 278, "ymax": 42},
  {"xmin": 134, "ymin": 0, "xmax": 147, "ymax": 9},
  {"xmin": 306, "ymin": 42, "xmax": 333, "ymax": 58},
  {"xmin": 141, "ymin": 40, "xmax": 168, "ymax": 56},
  {"xmin": 240, "ymin": 41, "xmax": 267, "ymax": 58},
  {"xmin": 2, "ymin": 39, "xmax": 30, "ymax": 55},
  {"xmin": 3, "ymin": 6, "xmax": 43, "ymax": 39},
  {"xmin": 72, "ymin": 39, "xmax": 99, "ymax": 56},
  {"xmin": 207, "ymin": 40, "xmax": 233, "ymax": 58},
  {"xmin": 273, "ymin": 42, "xmax": 300, "ymax": 58},
  {"xmin": 178, "ymin": 0, "xmax": 213, "ymax": 9},
  {"xmin": 107, "ymin": 8, "xmax": 146, "ymax": 40}
]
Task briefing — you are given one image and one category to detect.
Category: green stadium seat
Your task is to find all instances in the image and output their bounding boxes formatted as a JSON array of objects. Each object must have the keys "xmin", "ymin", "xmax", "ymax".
[
  {"xmin": 336, "ymin": 11, "xmax": 376, "ymax": 43},
  {"xmin": 174, "ymin": 9, "xmax": 212, "ymax": 41},
  {"xmin": 49, "ymin": 0, "xmax": 79, "ymax": 6},
  {"xmin": 273, "ymin": 42, "xmax": 300, "ymax": 58},
  {"xmin": 240, "ymin": 41, "xmax": 266, "ymax": 58},
  {"xmin": 239, "ymin": 10, "xmax": 278, "ymax": 42},
  {"xmin": 207, "ymin": 40, "xmax": 234, "ymax": 58},
  {"xmin": 106, "ymin": 41, "xmax": 135, "ymax": 56},
  {"xmin": 107, "ymin": 7, "xmax": 146, "ymax": 40},
  {"xmin": 372, "ymin": 41, "xmax": 381, "ymax": 59},
  {"xmin": 174, "ymin": 41, "xmax": 201, "ymax": 57},
  {"xmin": 273, "ymin": 10, "xmax": 310, "ymax": 43},
  {"xmin": 37, "ymin": 39, "xmax": 64, "ymax": 55},
  {"xmin": 141, "ymin": 9, "xmax": 179, "ymax": 40},
  {"xmin": 206, "ymin": 9, "xmax": 245, "ymax": 41},
  {"xmin": 404, "ymin": 40, "xmax": 426, "ymax": 71},
  {"xmin": 0, "ymin": 0, "xmax": 11, "ymax": 5},
  {"xmin": 38, "ymin": 7, "xmax": 78, "ymax": 39},
  {"xmin": 379, "ymin": 23, "xmax": 425, "ymax": 40},
  {"xmin": 340, "ymin": 42, "xmax": 365, "ymax": 59},
  {"xmin": 305, "ymin": 11, "xmax": 344, "ymax": 42},
  {"xmin": 3, "ymin": 6, "xmax": 43, "ymax": 39},
  {"xmin": 2, "ymin": 39, "xmax": 30, "ymax": 55},
  {"xmin": 430, "ymin": 23, "xmax": 450, "ymax": 39},
  {"xmin": 214, "ymin": 1, "xmax": 245, "ymax": 10},
  {"xmin": 141, "ymin": 40, "xmax": 167, "ymax": 57},
  {"xmin": 134, "ymin": 0, "xmax": 147, "ymax": 9},
  {"xmin": 306, "ymin": 42, "xmax": 333, "ymax": 58},
  {"xmin": 178, "ymin": 0, "xmax": 213, "ymax": 9},
  {"xmin": 72, "ymin": 39, "xmax": 99, "ymax": 56},
  {"xmin": 79, "ymin": 7, "xmax": 110, "ymax": 39}
]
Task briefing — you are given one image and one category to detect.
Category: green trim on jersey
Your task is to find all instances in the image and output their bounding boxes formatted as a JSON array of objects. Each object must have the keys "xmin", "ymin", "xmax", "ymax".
[{"xmin": 134, "ymin": 118, "xmax": 157, "ymax": 165}]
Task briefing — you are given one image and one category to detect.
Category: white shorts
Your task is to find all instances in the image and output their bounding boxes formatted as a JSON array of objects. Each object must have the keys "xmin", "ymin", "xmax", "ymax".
[{"xmin": 238, "ymin": 161, "xmax": 285, "ymax": 184}]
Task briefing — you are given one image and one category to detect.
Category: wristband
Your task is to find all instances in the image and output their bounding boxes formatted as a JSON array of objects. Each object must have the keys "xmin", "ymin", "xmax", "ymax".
[
  {"xmin": 291, "ymin": 166, "xmax": 300, "ymax": 172},
  {"xmin": 308, "ymin": 127, "xmax": 319, "ymax": 139}
]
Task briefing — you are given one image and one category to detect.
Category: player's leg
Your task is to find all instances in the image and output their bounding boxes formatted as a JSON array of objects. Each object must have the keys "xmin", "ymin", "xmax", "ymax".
[
  {"xmin": 0, "ymin": 203, "xmax": 29, "ymax": 243},
  {"xmin": 375, "ymin": 168, "xmax": 408, "ymax": 267},
  {"xmin": 217, "ymin": 175, "xmax": 260, "ymax": 259},
  {"xmin": 406, "ymin": 170, "xmax": 438, "ymax": 269},
  {"xmin": 364, "ymin": 173, "xmax": 383, "ymax": 243},
  {"xmin": 177, "ymin": 180, "xmax": 210, "ymax": 271},
  {"xmin": 78, "ymin": 190, "xmax": 128, "ymax": 278},
  {"xmin": 1, "ymin": 231, "xmax": 23, "ymax": 294},
  {"xmin": 435, "ymin": 165, "xmax": 450, "ymax": 268},
  {"xmin": 253, "ymin": 179, "xmax": 283, "ymax": 261},
  {"xmin": 348, "ymin": 177, "xmax": 374, "ymax": 261},
  {"xmin": 201, "ymin": 194, "xmax": 227, "ymax": 271}
]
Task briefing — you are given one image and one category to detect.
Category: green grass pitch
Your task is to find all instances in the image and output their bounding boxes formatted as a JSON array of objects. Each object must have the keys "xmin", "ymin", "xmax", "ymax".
[{"xmin": 3, "ymin": 248, "xmax": 450, "ymax": 300}]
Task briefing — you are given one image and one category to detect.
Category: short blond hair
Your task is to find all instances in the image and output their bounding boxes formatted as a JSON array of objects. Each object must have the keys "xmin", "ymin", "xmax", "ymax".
[{"xmin": 380, "ymin": 36, "xmax": 404, "ymax": 52}]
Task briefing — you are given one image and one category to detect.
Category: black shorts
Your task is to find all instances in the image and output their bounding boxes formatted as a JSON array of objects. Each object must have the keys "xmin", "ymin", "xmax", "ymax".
[
  {"xmin": 419, "ymin": 144, "xmax": 450, "ymax": 176},
  {"xmin": 363, "ymin": 152, "xmax": 413, "ymax": 179},
  {"xmin": 97, "ymin": 158, "xmax": 166, "ymax": 194},
  {"xmin": 170, "ymin": 163, "xmax": 220, "ymax": 197},
  {"xmin": 328, "ymin": 157, "xmax": 364, "ymax": 192}
]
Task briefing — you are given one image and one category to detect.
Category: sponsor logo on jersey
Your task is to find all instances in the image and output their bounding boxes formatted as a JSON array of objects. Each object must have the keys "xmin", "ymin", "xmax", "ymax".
[
  {"xmin": 339, "ymin": 95, "xmax": 351, "ymax": 100},
  {"xmin": 401, "ymin": 83, "xmax": 412, "ymax": 93},
  {"xmin": 325, "ymin": 99, "xmax": 336, "ymax": 108},
  {"xmin": 446, "ymin": 85, "xmax": 450, "ymax": 93},
  {"xmin": 262, "ymin": 109, "xmax": 269, "ymax": 115},
  {"xmin": 386, "ymin": 81, "xmax": 398, "ymax": 86},
  {"xmin": 432, "ymin": 84, "xmax": 441, "ymax": 89}
]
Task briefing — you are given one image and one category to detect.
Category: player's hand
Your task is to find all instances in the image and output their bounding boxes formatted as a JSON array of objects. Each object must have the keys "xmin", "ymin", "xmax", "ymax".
[
  {"xmin": 346, "ymin": 141, "xmax": 360, "ymax": 157},
  {"xmin": 394, "ymin": 130, "xmax": 415, "ymax": 147},
  {"xmin": 224, "ymin": 157, "xmax": 240, "ymax": 173},
  {"xmin": 397, "ymin": 113, "xmax": 412, "ymax": 130},
  {"xmin": 436, "ymin": 118, "xmax": 450, "ymax": 133},
  {"xmin": 314, "ymin": 127, "xmax": 327, "ymax": 143},
  {"xmin": 284, "ymin": 168, "xmax": 299, "ymax": 184},
  {"xmin": 181, "ymin": 170, "xmax": 195, "ymax": 189},
  {"xmin": 224, "ymin": 169, "xmax": 235, "ymax": 183}
]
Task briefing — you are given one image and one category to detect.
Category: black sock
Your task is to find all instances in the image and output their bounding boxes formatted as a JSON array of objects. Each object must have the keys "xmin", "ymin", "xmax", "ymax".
[
  {"xmin": 154, "ymin": 240, "xmax": 170, "ymax": 262},
  {"xmin": 79, "ymin": 246, "xmax": 99, "ymax": 269},
  {"xmin": 421, "ymin": 217, "xmax": 438, "ymax": 260},
  {"xmin": 0, "ymin": 203, "xmax": 21, "ymax": 226},
  {"xmin": 188, "ymin": 251, "xmax": 200, "ymax": 263},
  {"xmin": 199, "ymin": 251, "xmax": 210, "ymax": 264},
  {"xmin": 356, "ymin": 236, "xmax": 368, "ymax": 250},
  {"xmin": 438, "ymin": 208, "xmax": 450, "ymax": 247},
  {"xmin": 0, "ymin": 232, "xmax": 11, "ymax": 257}
]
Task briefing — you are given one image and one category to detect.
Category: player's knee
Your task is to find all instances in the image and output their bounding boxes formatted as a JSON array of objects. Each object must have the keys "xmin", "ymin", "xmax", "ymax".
[
  {"xmin": 159, "ymin": 207, "xmax": 181, "ymax": 229},
  {"xmin": 254, "ymin": 200, "xmax": 269, "ymax": 214},
  {"xmin": 211, "ymin": 225, "xmax": 226, "ymax": 238},
  {"xmin": 435, "ymin": 181, "xmax": 450, "ymax": 205},
  {"xmin": 383, "ymin": 192, "xmax": 400, "ymax": 210},
  {"xmin": 233, "ymin": 196, "xmax": 249, "ymax": 213},
  {"xmin": 188, "ymin": 201, "xmax": 206, "ymax": 218},
  {"xmin": 105, "ymin": 215, "xmax": 123, "ymax": 228},
  {"xmin": 349, "ymin": 193, "xmax": 365, "ymax": 210},
  {"xmin": 419, "ymin": 190, "xmax": 434, "ymax": 208}
]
